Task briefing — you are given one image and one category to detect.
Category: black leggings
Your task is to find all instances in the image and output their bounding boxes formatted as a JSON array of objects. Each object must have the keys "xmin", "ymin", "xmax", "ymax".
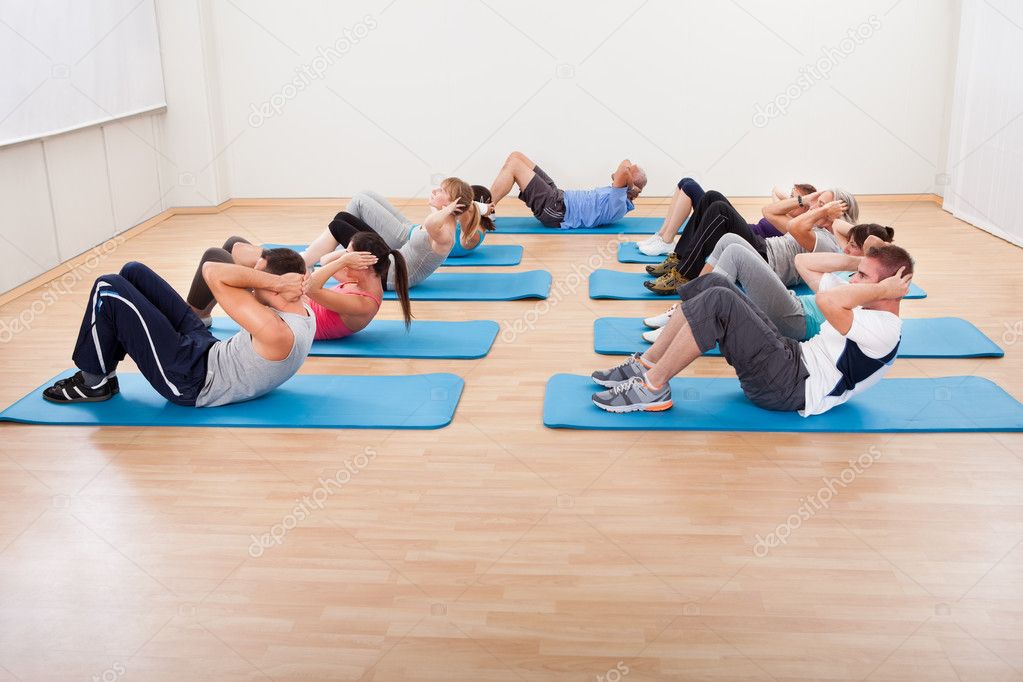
[
  {"xmin": 672, "ymin": 191, "xmax": 767, "ymax": 280},
  {"xmin": 327, "ymin": 211, "xmax": 380, "ymax": 247},
  {"xmin": 186, "ymin": 236, "xmax": 252, "ymax": 311}
]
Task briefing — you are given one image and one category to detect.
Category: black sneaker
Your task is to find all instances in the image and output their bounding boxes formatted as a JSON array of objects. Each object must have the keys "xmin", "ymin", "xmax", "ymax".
[{"xmin": 42, "ymin": 371, "xmax": 118, "ymax": 404}]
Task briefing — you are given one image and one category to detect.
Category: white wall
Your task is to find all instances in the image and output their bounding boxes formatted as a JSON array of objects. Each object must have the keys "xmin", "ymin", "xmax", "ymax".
[
  {"xmin": 0, "ymin": 0, "xmax": 225, "ymax": 293},
  {"xmin": 0, "ymin": 0, "xmax": 970, "ymax": 295},
  {"xmin": 943, "ymin": 0, "xmax": 1023, "ymax": 247},
  {"xmin": 208, "ymin": 0, "xmax": 958, "ymax": 198}
]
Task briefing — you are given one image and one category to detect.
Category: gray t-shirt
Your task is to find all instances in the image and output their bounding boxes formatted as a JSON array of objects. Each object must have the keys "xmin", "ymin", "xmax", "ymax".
[
  {"xmin": 195, "ymin": 304, "xmax": 315, "ymax": 407},
  {"xmin": 765, "ymin": 228, "xmax": 842, "ymax": 286},
  {"xmin": 390, "ymin": 225, "xmax": 448, "ymax": 289}
]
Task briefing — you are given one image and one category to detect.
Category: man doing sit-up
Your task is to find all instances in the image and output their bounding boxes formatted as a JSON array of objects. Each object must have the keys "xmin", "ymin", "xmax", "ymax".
[
  {"xmin": 489, "ymin": 151, "xmax": 646, "ymax": 229},
  {"xmin": 589, "ymin": 244, "xmax": 914, "ymax": 416},
  {"xmin": 43, "ymin": 250, "xmax": 314, "ymax": 408}
]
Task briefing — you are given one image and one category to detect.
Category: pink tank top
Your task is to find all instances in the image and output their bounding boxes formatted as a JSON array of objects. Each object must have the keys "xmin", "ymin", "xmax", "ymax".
[{"xmin": 309, "ymin": 281, "xmax": 383, "ymax": 340}]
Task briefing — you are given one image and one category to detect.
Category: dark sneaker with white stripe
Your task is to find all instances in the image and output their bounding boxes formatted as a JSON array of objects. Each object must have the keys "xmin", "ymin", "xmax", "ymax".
[
  {"xmin": 591, "ymin": 352, "xmax": 648, "ymax": 388},
  {"xmin": 42, "ymin": 371, "xmax": 118, "ymax": 404},
  {"xmin": 592, "ymin": 376, "xmax": 673, "ymax": 413}
]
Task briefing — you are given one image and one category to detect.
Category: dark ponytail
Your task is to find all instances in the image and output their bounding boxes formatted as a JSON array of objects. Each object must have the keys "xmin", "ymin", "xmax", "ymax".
[
  {"xmin": 848, "ymin": 223, "xmax": 895, "ymax": 249},
  {"xmin": 471, "ymin": 184, "xmax": 496, "ymax": 232},
  {"xmin": 387, "ymin": 249, "xmax": 413, "ymax": 328},
  {"xmin": 349, "ymin": 232, "xmax": 414, "ymax": 329}
]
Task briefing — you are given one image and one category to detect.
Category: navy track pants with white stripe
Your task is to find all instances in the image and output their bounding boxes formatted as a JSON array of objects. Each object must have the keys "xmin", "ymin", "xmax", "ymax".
[{"xmin": 72, "ymin": 261, "xmax": 217, "ymax": 406}]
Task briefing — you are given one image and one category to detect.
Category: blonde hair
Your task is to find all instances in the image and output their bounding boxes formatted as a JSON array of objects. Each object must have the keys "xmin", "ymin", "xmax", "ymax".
[{"xmin": 441, "ymin": 177, "xmax": 483, "ymax": 240}]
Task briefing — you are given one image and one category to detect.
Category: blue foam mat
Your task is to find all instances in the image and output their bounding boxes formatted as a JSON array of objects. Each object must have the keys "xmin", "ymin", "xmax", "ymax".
[
  {"xmin": 593, "ymin": 317, "xmax": 1004, "ymax": 358},
  {"xmin": 262, "ymin": 243, "xmax": 523, "ymax": 267},
  {"xmin": 544, "ymin": 374, "xmax": 1023, "ymax": 432},
  {"xmin": 589, "ymin": 269, "xmax": 927, "ymax": 300},
  {"xmin": 375, "ymin": 271, "xmax": 550, "ymax": 300},
  {"xmin": 212, "ymin": 318, "xmax": 498, "ymax": 359},
  {"xmin": 493, "ymin": 216, "xmax": 661, "ymax": 234},
  {"xmin": 1, "ymin": 372, "xmax": 464, "ymax": 429}
]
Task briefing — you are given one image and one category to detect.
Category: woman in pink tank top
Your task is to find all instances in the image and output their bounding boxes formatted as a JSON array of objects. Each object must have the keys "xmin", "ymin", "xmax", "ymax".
[{"xmin": 304, "ymin": 231, "xmax": 413, "ymax": 339}]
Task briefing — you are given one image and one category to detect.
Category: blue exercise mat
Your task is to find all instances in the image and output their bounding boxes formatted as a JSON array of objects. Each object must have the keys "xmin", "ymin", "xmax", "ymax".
[
  {"xmin": 593, "ymin": 317, "xmax": 1004, "ymax": 358},
  {"xmin": 212, "ymin": 318, "xmax": 498, "ymax": 359},
  {"xmin": 493, "ymin": 216, "xmax": 661, "ymax": 234},
  {"xmin": 588, "ymin": 269, "xmax": 927, "ymax": 300},
  {"xmin": 374, "ymin": 271, "xmax": 550, "ymax": 300},
  {"xmin": 543, "ymin": 374, "xmax": 1023, "ymax": 432},
  {"xmin": 261, "ymin": 243, "xmax": 523, "ymax": 267},
  {"xmin": 1, "ymin": 372, "xmax": 464, "ymax": 429}
]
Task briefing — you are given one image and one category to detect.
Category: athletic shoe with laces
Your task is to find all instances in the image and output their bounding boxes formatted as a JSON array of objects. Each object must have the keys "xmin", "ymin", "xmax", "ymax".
[
  {"xmin": 42, "ymin": 371, "xmax": 119, "ymax": 404},
  {"xmin": 590, "ymin": 352, "xmax": 648, "ymax": 388},
  {"xmin": 643, "ymin": 303, "xmax": 678, "ymax": 329},
  {"xmin": 642, "ymin": 327, "xmax": 662, "ymax": 343},
  {"xmin": 644, "ymin": 268, "xmax": 688, "ymax": 295},
  {"xmin": 638, "ymin": 236, "xmax": 675, "ymax": 256},
  {"xmin": 645, "ymin": 252, "xmax": 680, "ymax": 277},
  {"xmin": 592, "ymin": 376, "xmax": 673, "ymax": 413}
]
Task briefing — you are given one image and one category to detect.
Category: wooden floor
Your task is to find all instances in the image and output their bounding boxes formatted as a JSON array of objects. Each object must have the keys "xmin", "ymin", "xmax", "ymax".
[{"xmin": 1, "ymin": 197, "xmax": 1022, "ymax": 681}]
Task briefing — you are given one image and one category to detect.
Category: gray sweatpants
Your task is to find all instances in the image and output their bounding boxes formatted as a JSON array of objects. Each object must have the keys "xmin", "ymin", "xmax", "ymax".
[
  {"xmin": 679, "ymin": 273, "xmax": 808, "ymax": 412},
  {"xmin": 345, "ymin": 191, "xmax": 415, "ymax": 249},
  {"xmin": 345, "ymin": 190, "xmax": 446, "ymax": 289},
  {"xmin": 707, "ymin": 234, "xmax": 808, "ymax": 341}
]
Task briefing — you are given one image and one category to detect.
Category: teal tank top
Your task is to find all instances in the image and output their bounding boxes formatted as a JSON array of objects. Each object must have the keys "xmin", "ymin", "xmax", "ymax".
[
  {"xmin": 797, "ymin": 294, "xmax": 826, "ymax": 340},
  {"xmin": 447, "ymin": 222, "xmax": 485, "ymax": 258}
]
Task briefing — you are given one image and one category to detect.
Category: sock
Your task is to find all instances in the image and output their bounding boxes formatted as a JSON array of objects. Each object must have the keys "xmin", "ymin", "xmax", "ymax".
[
  {"xmin": 638, "ymin": 354, "xmax": 654, "ymax": 369},
  {"xmin": 644, "ymin": 374, "xmax": 664, "ymax": 391},
  {"xmin": 82, "ymin": 371, "xmax": 107, "ymax": 388}
]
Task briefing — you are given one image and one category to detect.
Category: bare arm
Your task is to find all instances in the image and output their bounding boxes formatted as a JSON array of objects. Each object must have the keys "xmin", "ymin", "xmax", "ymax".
[
  {"xmin": 816, "ymin": 268, "xmax": 912, "ymax": 334},
  {"xmin": 422, "ymin": 200, "xmax": 461, "ymax": 250},
  {"xmin": 831, "ymin": 218, "xmax": 854, "ymax": 248},
  {"xmin": 771, "ymin": 185, "xmax": 789, "ymax": 202},
  {"xmin": 203, "ymin": 262, "xmax": 303, "ymax": 360},
  {"xmin": 305, "ymin": 252, "xmax": 379, "ymax": 316},
  {"xmin": 762, "ymin": 196, "xmax": 801, "ymax": 232},
  {"xmin": 611, "ymin": 159, "xmax": 633, "ymax": 188},
  {"xmin": 794, "ymin": 251, "xmax": 863, "ymax": 293}
]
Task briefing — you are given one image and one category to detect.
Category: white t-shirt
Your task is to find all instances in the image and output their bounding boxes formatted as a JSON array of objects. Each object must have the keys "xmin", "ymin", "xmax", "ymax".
[{"xmin": 798, "ymin": 274, "xmax": 902, "ymax": 416}]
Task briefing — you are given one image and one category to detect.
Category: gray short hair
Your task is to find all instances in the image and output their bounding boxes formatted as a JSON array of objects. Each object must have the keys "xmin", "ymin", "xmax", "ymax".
[{"xmin": 829, "ymin": 188, "xmax": 859, "ymax": 223}]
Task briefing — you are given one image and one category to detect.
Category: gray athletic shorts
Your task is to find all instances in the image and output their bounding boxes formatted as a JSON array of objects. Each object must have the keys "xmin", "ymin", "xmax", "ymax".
[
  {"xmin": 679, "ymin": 273, "xmax": 808, "ymax": 412},
  {"xmin": 519, "ymin": 165, "xmax": 566, "ymax": 228}
]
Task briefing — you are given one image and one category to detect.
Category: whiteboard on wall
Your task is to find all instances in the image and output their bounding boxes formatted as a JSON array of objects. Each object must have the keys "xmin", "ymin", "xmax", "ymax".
[{"xmin": 0, "ymin": 0, "xmax": 166, "ymax": 147}]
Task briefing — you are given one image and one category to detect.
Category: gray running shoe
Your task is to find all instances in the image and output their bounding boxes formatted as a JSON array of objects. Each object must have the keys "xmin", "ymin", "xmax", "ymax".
[
  {"xmin": 591, "ymin": 352, "xmax": 647, "ymax": 388},
  {"xmin": 592, "ymin": 376, "xmax": 673, "ymax": 413}
]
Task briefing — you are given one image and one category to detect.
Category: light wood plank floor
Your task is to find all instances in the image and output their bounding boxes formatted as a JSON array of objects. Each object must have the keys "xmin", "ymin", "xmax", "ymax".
[{"xmin": 1, "ymin": 197, "xmax": 1022, "ymax": 681}]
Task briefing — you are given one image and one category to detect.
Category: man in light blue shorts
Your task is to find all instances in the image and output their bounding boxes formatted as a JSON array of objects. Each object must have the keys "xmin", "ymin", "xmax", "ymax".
[{"xmin": 488, "ymin": 151, "xmax": 646, "ymax": 228}]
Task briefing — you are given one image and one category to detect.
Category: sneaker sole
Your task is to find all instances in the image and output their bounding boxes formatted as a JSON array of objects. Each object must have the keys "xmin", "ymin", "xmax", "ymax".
[
  {"xmin": 643, "ymin": 285, "xmax": 679, "ymax": 296},
  {"xmin": 592, "ymin": 398, "xmax": 673, "ymax": 413},
  {"xmin": 42, "ymin": 392, "xmax": 114, "ymax": 404}
]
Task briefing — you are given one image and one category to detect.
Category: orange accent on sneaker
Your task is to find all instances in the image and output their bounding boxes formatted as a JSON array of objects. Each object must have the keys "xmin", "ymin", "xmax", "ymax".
[
  {"xmin": 643, "ymin": 400, "xmax": 673, "ymax": 412},
  {"xmin": 638, "ymin": 356, "xmax": 653, "ymax": 369}
]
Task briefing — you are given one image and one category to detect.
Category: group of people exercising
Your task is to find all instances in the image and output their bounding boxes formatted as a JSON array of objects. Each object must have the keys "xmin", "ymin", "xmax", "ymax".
[{"xmin": 44, "ymin": 151, "xmax": 914, "ymax": 421}]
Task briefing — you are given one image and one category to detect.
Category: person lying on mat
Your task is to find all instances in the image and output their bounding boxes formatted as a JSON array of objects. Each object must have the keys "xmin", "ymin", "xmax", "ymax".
[
  {"xmin": 187, "ymin": 234, "xmax": 412, "ymax": 341},
  {"xmin": 590, "ymin": 244, "xmax": 913, "ymax": 416},
  {"xmin": 43, "ymin": 254, "xmax": 314, "ymax": 407},
  {"xmin": 300, "ymin": 179, "xmax": 490, "ymax": 288},
  {"xmin": 637, "ymin": 179, "xmax": 818, "ymax": 256},
  {"xmin": 644, "ymin": 187, "xmax": 860, "ymax": 294},
  {"xmin": 488, "ymin": 151, "xmax": 646, "ymax": 229},
  {"xmin": 642, "ymin": 228, "xmax": 894, "ymax": 344}
]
